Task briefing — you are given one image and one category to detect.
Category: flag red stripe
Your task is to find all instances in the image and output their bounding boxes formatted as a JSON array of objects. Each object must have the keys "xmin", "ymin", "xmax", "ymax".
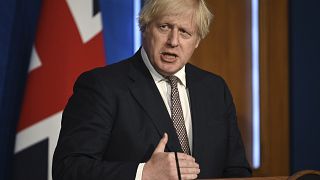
[{"xmin": 18, "ymin": 0, "xmax": 105, "ymax": 131}]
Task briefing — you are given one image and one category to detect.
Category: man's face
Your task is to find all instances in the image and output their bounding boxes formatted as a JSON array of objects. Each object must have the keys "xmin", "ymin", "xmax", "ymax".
[{"xmin": 142, "ymin": 11, "xmax": 200, "ymax": 76}]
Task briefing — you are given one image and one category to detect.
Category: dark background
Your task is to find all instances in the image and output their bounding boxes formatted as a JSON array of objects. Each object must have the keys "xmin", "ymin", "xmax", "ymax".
[{"xmin": 290, "ymin": 0, "xmax": 320, "ymax": 172}]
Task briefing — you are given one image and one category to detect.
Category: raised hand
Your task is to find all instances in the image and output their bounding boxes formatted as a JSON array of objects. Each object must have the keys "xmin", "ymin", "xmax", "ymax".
[{"xmin": 142, "ymin": 133, "xmax": 200, "ymax": 180}]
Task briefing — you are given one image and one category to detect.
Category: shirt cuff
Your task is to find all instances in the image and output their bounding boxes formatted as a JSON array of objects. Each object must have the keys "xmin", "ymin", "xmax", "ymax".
[{"xmin": 135, "ymin": 163, "xmax": 145, "ymax": 180}]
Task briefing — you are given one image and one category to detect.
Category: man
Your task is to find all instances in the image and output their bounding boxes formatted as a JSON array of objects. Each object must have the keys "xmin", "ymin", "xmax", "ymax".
[{"xmin": 53, "ymin": 0, "xmax": 252, "ymax": 179}]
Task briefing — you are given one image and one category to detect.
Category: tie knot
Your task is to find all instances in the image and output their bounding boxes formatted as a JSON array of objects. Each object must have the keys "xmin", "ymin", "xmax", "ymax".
[{"xmin": 166, "ymin": 76, "xmax": 179, "ymax": 86}]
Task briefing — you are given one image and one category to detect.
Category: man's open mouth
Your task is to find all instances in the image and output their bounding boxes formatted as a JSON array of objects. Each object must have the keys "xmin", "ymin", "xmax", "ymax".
[{"xmin": 160, "ymin": 52, "xmax": 178, "ymax": 58}]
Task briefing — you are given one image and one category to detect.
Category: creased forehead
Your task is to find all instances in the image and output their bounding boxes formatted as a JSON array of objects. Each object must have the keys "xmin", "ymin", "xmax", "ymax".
[{"xmin": 152, "ymin": 12, "xmax": 197, "ymax": 34}]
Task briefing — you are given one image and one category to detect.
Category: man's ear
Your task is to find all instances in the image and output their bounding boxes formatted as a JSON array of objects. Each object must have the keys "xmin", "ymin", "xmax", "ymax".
[
  {"xmin": 142, "ymin": 25, "xmax": 149, "ymax": 37},
  {"xmin": 195, "ymin": 38, "xmax": 201, "ymax": 48}
]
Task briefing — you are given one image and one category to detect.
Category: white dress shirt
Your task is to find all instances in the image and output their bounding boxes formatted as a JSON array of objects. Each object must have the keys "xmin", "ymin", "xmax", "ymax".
[{"xmin": 135, "ymin": 48, "xmax": 193, "ymax": 179}]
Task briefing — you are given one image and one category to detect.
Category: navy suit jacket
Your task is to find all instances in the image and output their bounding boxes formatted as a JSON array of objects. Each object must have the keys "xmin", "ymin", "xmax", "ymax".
[{"xmin": 53, "ymin": 50, "xmax": 251, "ymax": 179}]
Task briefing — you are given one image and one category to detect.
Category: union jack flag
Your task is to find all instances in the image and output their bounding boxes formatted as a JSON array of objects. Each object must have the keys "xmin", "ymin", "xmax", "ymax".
[{"xmin": 14, "ymin": 0, "xmax": 105, "ymax": 179}]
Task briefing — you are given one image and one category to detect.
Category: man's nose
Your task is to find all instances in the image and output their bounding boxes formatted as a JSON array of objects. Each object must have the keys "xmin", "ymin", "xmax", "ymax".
[{"xmin": 167, "ymin": 29, "xmax": 179, "ymax": 47}]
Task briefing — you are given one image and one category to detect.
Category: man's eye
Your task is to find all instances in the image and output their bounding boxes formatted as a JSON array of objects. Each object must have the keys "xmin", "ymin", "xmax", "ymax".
[
  {"xmin": 180, "ymin": 29, "xmax": 192, "ymax": 38},
  {"xmin": 159, "ymin": 25, "xmax": 169, "ymax": 30}
]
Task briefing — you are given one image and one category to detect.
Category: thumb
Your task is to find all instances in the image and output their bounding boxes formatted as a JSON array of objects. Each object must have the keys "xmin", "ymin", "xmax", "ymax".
[{"xmin": 153, "ymin": 133, "xmax": 168, "ymax": 153}]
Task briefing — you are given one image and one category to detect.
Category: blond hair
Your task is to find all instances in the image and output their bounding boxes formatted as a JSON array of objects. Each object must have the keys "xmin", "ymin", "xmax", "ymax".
[{"xmin": 139, "ymin": 0, "xmax": 213, "ymax": 39}]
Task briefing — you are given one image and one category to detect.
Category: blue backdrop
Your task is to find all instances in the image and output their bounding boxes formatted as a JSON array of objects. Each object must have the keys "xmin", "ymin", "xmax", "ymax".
[{"xmin": 101, "ymin": 0, "xmax": 136, "ymax": 64}]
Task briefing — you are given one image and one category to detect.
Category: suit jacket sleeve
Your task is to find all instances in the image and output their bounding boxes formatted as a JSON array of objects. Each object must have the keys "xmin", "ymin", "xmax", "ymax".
[{"xmin": 52, "ymin": 69, "xmax": 138, "ymax": 180}]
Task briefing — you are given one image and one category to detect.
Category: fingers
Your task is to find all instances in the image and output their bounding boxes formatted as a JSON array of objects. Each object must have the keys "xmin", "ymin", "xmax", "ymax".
[
  {"xmin": 175, "ymin": 153, "xmax": 200, "ymax": 179},
  {"xmin": 150, "ymin": 134, "xmax": 200, "ymax": 180},
  {"xmin": 181, "ymin": 173, "xmax": 199, "ymax": 180},
  {"xmin": 171, "ymin": 152, "xmax": 198, "ymax": 168},
  {"xmin": 179, "ymin": 165, "xmax": 200, "ymax": 180},
  {"xmin": 179, "ymin": 166, "xmax": 200, "ymax": 174},
  {"xmin": 153, "ymin": 133, "xmax": 168, "ymax": 153},
  {"xmin": 178, "ymin": 159, "xmax": 199, "ymax": 168},
  {"xmin": 144, "ymin": 148, "xmax": 200, "ymax": 180},
  {"xmin": 176, "ymin": 152, "xmax": 196, "ymax": 162}
]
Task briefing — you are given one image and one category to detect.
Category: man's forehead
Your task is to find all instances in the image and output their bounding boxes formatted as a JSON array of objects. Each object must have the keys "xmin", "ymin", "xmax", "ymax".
[{"xmin": 155, "ymin": 13, "xmax": 196, "ymax": 28}]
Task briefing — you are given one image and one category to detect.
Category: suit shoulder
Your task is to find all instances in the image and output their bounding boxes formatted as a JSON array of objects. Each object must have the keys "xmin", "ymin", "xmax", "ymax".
[
  {"xmin": 83, "ymin": 58, "xmax": 131, "ymax": 77},
  {"xmin": 76, "ymin": 58, "xmax": 133, "ymax": 84},
  {"xmin": 186, "ymin": 63, "xmax": 234, "ymax": 106},
  {"xmin": 186, "ymin": 63, "xmax": 226, "ymax": 86}
]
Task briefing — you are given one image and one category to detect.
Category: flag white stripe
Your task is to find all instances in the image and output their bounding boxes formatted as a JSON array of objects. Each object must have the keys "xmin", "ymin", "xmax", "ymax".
[
  {"xmin": 28, "ymin": 46, "xmax": 42, "ymax": 72},
  {"xmin": 15, "ymin": 111, "xmax": 62, "ymax": 180}
]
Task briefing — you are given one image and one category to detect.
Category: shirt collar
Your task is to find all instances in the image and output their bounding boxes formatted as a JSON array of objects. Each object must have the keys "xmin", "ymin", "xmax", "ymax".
[{"xmin": 141, "ymin": 47, "xmax": 187, "ymax": 87}]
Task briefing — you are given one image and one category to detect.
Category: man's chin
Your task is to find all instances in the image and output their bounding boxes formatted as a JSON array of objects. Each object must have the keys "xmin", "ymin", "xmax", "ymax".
[
  {"xmin": 157, "ymin": 69, "xmax": 179, "ymax": 76},
  {"xmin": 154, "ymin": 64, "xmax": 183, "ymax": 76}
]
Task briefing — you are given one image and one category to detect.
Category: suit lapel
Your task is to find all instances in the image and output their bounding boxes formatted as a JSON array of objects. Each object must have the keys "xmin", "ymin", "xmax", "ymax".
[
  {"xmin": 186, "ymin": 64, "xmax": 206, "ymax": 159},
  {"xmin": 127, "ymin": 52, "xmax": 183, "ymax": 153}
]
